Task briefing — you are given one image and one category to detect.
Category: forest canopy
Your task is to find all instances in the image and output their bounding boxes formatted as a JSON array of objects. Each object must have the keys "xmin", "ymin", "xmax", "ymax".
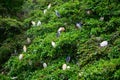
[{"xmin": 0, "ymin": 0, "xmax": 120, "ymax": 80}]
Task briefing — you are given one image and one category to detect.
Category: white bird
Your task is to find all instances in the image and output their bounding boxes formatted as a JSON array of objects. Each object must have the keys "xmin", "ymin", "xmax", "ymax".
[
  {"xmin": 11, "ymin": 76, "xmax": 18, "ymax": 80},
  {"xmin": 31, "ymin": 21, "xmax": 36, "ymax": 26},
  {"xmin": 67, "ymin": 66, "xmax": 70, "ymax": 69},
  {"xmin": 86, "ymin": 10, "xmax": 92, "ymax": 15},
  {"xmin": 62, "ymin": 64, "xmax": 67, "ymax": 70},
  {"xmin": 76, "ymin": 22, "xmax": 82, "ymax": 29},
  {"xmin": 19, "ymin": 54, "xmax": 24, "ymax": 60},
  {"xmin": 99, "ymin": 16, "xmax": 104, "ymax": 21},
  {"xmin": 43, "ymin": 63, "xmax": 47, "ymax": 68},
  {"xmin": 100, "ymin": 41, "xmax": 108, "ymax": 47},
  {"xmin": 51, "ymin": 41, "xmax": 56, "ymax": 48},
  {"xmin": 47, "ymin": 3, "xmax": 51, "ymax": 9},
  {"xmin": 79, "ymin": 72, "xmax": 83, "ymax": 77},
  {"xmin": 23, "ymin": 45, "xmax": 27, "ymax": 52},
  {"xmin": 43, "ymin": 9, "xmax": 47, "ymax": 14},
  {"xmin": 37, "ymin": 20, "xmax": 41, "ymax": 26},
  {"xmin": 58, "ymin": 27, "xmax": 65, "ymax": 32},
  {"xmin": 1, "ymin": 71, "xmax": 4, "ymax": 74},
  {"xmin": 56, "ymin": 27, "xmax": 65, "ymax": 37},
  {"xmin": 27, "ymin": 37, "xmax": 31, "ymax": 44}
]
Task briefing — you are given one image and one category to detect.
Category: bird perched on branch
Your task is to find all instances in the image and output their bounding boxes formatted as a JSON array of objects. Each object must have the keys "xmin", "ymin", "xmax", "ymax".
[
  {"xmin": 43, "ymin": 9, "xmax": 47, "ymax": 14},
  {"xmin": 47, "ymin": 3, "xmax": 51, "ymax": 9},
  {"xmin": 37, "ymin": 20, "xmax": 41, "ymax": 26},
  {"xmin": 58, "ymin": 27, "xmax": 65, "ymax": 32},
  {"xmin": 19, "ymin": 54, "xmax": 24, "ymax": 60},
  {"xmin": 75, "ymin": 22, "xmax": 82, "ymax": 29},
  {"xmin": 62, "ymin": 64, "xmax": 67, "ymax": 70},
  {"xmin": 55, "ymin": 10, "xmax": 61, "ymax": 18},
  {"xmin": 51, "ymin": 41, "xmax": 56, "ymax": 48},
  {"xmin": 66, "ymin": 56, "xmax": 71, "ymax": 63},
  {"xmin": 43, "ymin": 63, "xmax": 47, "ymax": 68},
  {"xmin": 23, "ymin": 45, "xmax": 27, "ymax": 52},
  {"xmin": 31, "ymin": 21, "xmax": 36, "ymax": 26},
  {"xmin": 27, "ymin": 37, "xmax": 31, "ymax": 45},
  {"xmin": 62, "ymin": 63, "xmax": 70, "ymax": 70},
  {"xmin": 99, "ymin": 16, "xmax": 104, "ymax": 21},
  {"xmin": 56, "ymin": 27, "xmax": 65, "ymax": 37},
  {"xmin": 100, "ymin": 41, "xmax": 108, "ymax": 47},
  {"xmin": 86, "ymin": 9, "xmax": 92, "ymax": 15}
]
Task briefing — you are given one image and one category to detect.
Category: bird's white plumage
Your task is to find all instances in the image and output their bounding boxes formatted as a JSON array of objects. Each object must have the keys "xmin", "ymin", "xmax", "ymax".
[
  {"xmin": 27, "ymin": 37, "xmax": 31, "ymax": 44},
  {"xmin": 58, "ymin": 27, "xmax": 65, "ymax": 32},
  {"xmin": 37, "ymin": 21, "xmax": 41, "ymax": 26},
  {"xmin": 11, "ymin": 76, "xmax": 18, "ymax": 80},
  {"xmin": 23, "ymin": 45, "xmax": 27, "ymax": 52},
  {"xmin": 51, "ymin": 41, "xmax": 56, "ymax": 48},
  {"xmin": 47, "ymin": 3, "xmax": 51, "ymax": 9},
  {"xmin": 79, "ymin": 72, "xmax": 83, "ymax": 77},
  {"xmin": 62, "ymin": 64, "xmax": 67, "ymax": 70},
  {"xmin": 43, "ymin": 9, "xmax": 47, "ymax": 14},
  {"xmin": 100, "ymin": 41, "xmax": 108, "ymax": 47},
  {"xmin": 76, "ymin": 23, "xmax": 82, "ymax": 28},
  {"xmin": 43, "ymin": 63, "xmax": 47, "ymax": 68},
  {"xmin": 31, "ymin": 21, "xmax": 36, "ymax": 26},
  {"xmin": 19, "ymin": 54, "xmax": 24, "ymax": 60},
  {"xmin": 99, "ymin": 17, "xmax": 104, "ymax": 21},
  {"xmin": 67, "ymin": 66, "xmax": 70, "ymax": 69},
  {"xmin": 86, "ymin": 10, "xmax": 91, "ymax": 15}
]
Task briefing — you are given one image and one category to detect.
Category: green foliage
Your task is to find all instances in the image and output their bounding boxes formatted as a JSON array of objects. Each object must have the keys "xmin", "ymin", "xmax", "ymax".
[
  {"xmin": 1, "ymin": 0, "xmax": 120, "ymax": 79},
  {"xmin": 0, "ymin": 11, "xmax": 27, "ymax": 69},
  {"xmin": 0, "ymin": 18, "xmax": 23, "ymax": 42},
  {"xmin": 0, "ymin": 0, "xmax": 25, "ymax": 17},
  {"xmin": 0, "ymin": 74, "xmax": 10, "ymax": 80},
  {"xmin": 0, "ymin": 46, "xmax": 11, "ymax": 66},
  {"xmin": 79, "ymin": 58, "xmax": 120, "ymax": 80}
]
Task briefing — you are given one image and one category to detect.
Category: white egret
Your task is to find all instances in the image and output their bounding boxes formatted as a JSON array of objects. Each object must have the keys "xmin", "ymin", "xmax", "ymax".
[
  {"xmin": 99, "ymin": 16, "xmax": 104, "ymax": 21},
  {"xmin": 62, "ymin": 63, "xmax": 67, "ymax": 70},
  {"xmin": 86, "ymin": 9, "xmax": 92, "ymax": 15},
  {"xmin": 67, "ymin": 66, "xmax": 70, "ymax": 69},
  {"xmin": 31, "ymin": 21, "xmax": 36, "ymax": 26},
  {"xmin": 19, "ymin": 54, "xmax": 24, "ymax": 60},
  {"xmin": 47, "ymin": 3, "xmax": 51, "ymax": 9},
  {"xmin": 57, "ymin": 27, "xmax": 65, "ymax": 37},
  {"xmin": 51, "ymin": 41, "xmax": 56, "ymax": 48},
  {"xmin": 76, "ymin": 22, "xmax": 82, "ymax": 29},
  {"xmin": 27, "ymin": 37, "xmax": 31, "ymax": 44},
  {"xmin": 43, "ymin": 9, "xmax": 47, "ymax": 14},
  {"xmin": 43, "ymin": 63, "xmax": 47, "ymax": 68},
  {"xmin": 23, "ymin": 45, "xmax": 27, "ymax": 52},
  {"xmin": 100, "ymin": 41, "xmax": 108, "ymax": 47},
  {"xmin": 37, "ymin": 20, "xmax": 41, "ymax": 26},
  {"xmin": 11, "ymin": 76, "xmax": 18, "ymax": 80},
  {"xmin": 58, "ymin": 27, "xmax": 65, "ymax": 32}
]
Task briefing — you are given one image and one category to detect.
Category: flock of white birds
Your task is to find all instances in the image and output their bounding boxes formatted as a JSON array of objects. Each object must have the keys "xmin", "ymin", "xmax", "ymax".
[{"xmin": 18, "ymin": 3, "xmax": 108, "ymax": 70}]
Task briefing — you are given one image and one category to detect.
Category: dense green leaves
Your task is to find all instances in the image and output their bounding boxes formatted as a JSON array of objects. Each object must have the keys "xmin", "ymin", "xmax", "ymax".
[
  {"xmin": 0, "ymin": 0, "xmax": 120, "ymax": 79},
  {"xmin": 0, "ymin": 0, "xmax": 24, "ymax": 17}
]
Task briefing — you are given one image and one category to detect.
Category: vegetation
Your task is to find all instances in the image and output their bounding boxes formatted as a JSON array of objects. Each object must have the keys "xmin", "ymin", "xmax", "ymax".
[{"xmin": 0, "ymin": 0, "xmax": 120, "ymax": 80}]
